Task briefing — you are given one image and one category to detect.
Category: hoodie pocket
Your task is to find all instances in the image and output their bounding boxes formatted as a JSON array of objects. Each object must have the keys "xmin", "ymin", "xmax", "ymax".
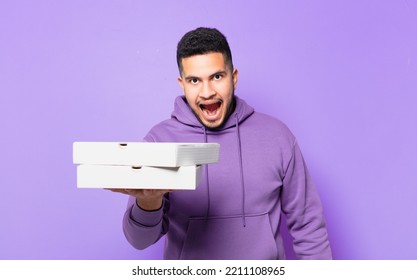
[{"xmin": 179, "ymin": 213, "xmax": 278, "ymax": 260}]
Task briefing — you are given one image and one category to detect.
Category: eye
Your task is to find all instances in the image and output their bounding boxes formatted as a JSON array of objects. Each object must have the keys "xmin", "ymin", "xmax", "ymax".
[
  {"xmin": 189, "ymin": 78, "xmax": 199, "ymax": 85},
  {"xmin": 213, "ymin": 74, "xmax": 222, "ymax": 80}
]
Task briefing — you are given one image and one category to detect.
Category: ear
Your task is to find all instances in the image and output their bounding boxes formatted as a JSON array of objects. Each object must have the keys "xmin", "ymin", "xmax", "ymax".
[
  {"xmin": 232, "ymin": 68, "xmax": 239, "ymax": 89},
  {"xmin": 177, "ymin": 76, "xmax": 185, "ymax": 93}
]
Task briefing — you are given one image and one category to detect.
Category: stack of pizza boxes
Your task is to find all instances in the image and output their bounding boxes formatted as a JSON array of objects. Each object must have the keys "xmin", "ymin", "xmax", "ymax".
[{"xmin": 73, "ymin": 142, "xmax": 220, "ymax": 190}]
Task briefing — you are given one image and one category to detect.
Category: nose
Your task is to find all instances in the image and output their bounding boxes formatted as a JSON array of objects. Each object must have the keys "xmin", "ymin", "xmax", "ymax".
[{"xmin": 200, "ymin": 81, "xmax": 216, "ymax": 99}]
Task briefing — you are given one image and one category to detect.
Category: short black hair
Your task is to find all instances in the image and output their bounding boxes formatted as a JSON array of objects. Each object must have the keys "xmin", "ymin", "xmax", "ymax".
[{"xmin": 176, "ymin": 27, "xmax": 233, "ymax": 75}]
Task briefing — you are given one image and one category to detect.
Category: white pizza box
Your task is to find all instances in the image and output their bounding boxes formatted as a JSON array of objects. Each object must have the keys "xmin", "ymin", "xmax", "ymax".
[
  {"xmin": 73, "ymin": 142, "xmax": 219, "ymax": 167},
  {"xmin": 76, "ymin": 165, "xmax": 202, "ymax": 190}
]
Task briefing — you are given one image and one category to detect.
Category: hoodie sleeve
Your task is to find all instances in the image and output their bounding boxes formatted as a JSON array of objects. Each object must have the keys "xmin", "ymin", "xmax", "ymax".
[
  {"xmin": 281, "ymin": 140, "xmax": 332, "ymax": 259},
  {"xmin": 122, "ymin": 194, "xmax": 169, "ymax": 250}
]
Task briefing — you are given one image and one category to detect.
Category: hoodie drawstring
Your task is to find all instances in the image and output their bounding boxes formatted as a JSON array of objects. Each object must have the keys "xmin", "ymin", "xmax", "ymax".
[
  {"xmin": 235, "ymin": 114, "xmax": 247, "ymax": 227},
  {"xmin": 201, "ymin": 115, "xmax": 247, "ymax": 227},
  {"xmin": 203, "ymin": 127, "xmax": 211, "ymax": 220}
]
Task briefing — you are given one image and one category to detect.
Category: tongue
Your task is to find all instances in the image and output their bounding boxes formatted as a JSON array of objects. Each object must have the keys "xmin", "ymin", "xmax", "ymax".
[{"xmin": 204, "ymin": 103, "xmax": 219, "ymax": 112}]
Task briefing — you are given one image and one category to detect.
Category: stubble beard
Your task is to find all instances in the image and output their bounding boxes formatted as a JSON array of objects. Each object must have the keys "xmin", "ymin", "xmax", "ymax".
[{"xmin": 195, "ymin": 93, "xmax": 236, "ymax": 131}]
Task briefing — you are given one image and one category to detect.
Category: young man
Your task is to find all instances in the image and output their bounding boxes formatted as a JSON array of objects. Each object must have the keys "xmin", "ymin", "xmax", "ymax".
[{"xmin": 115, "ymin": 27, "xmax": 332, "ymax": 259}]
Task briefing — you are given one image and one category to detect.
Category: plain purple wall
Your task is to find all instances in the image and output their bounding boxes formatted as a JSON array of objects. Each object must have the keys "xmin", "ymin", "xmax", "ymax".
[{"xmin": 1, "ymin": 0, "xmax": 416, "ymax": 259}]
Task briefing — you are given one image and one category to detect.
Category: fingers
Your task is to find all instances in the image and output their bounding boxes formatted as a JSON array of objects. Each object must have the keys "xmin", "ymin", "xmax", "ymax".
[
  {"xmin": 104, "ymin": 188, "xmax": 171, "ymax": 194},
  {"xmin": 104, "ymin": 188, "xmax": 133, "ymax": 195},
  {"xmin": 104, "ymin": 188, "xmax": 174, "ymax": 198}
]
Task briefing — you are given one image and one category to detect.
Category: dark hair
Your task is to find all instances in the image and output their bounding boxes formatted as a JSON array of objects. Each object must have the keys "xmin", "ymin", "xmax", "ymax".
[{"xmin": 176, "ymin": 27, "xmax": 233, "ymax": 75}]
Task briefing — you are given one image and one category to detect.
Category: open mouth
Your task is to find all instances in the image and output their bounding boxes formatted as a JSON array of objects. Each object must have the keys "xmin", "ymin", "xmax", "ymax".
[{"xmin": 199, "ymin": 101, "xmax": 222, "ymax": 116}]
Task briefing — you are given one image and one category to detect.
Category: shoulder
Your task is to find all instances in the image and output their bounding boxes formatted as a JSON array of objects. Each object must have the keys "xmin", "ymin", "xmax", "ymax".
[
  {"xmin": 238, "ymin": 111, "xmax": 297, "ymax": 163},
  {"xmin": 245, "ymin": 111, "xmax": 296, "ymax": 142},
  {"xmin": 143, "ymin": 119, "xmax": 177, "ymax": 142},
  {"xmin": 143, "ymin": 118, "xmax": 200, "ymax": 142}
]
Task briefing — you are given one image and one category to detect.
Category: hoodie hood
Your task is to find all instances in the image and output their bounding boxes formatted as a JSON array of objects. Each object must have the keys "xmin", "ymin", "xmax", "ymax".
[{"xmin": 171, "ymin": 95, "xmax": 255, "ymax": 131}]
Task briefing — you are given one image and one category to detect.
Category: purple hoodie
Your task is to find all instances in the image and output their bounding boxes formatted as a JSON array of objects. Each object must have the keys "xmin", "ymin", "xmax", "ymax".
[{"xmin": 123, "ymin": 95, "xmax": 332, "ymax": 259}]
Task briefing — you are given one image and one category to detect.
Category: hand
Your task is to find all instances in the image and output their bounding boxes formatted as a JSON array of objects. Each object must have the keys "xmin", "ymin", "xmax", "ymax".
[{"xmin": 106, "ymin": 188, "xmax": 171, "ymax": 211}]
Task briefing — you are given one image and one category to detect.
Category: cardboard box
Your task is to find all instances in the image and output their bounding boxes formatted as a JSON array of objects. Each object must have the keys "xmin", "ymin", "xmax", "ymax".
[
  {"xmin": 73, "ymin": 142, "xmax": 220, "ymax": 167},
  {"xmin": 77, "ymin": 165, "xmax": 202, "ymax": 190}
]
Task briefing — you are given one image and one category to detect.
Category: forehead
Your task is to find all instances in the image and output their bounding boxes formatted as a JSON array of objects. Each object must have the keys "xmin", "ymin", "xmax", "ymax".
[{"xmin": 181, "ymin": 52, "xmax": 227, "ymax": 77}]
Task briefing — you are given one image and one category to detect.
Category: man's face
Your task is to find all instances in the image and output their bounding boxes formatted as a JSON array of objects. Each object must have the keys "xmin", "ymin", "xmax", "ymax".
[{"xmin": 178, "ymin": 52, "xmax": 238, "ymax": 129}]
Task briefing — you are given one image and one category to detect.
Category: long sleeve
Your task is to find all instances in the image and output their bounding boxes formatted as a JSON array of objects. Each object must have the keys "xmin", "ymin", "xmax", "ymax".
[
  {"xmin": 281, "ymin": 140, "xmax": 332, "ymax": 259},
  {"xmin": 122, "ymin": 194, "xmax": 169, "ymax": 250}
]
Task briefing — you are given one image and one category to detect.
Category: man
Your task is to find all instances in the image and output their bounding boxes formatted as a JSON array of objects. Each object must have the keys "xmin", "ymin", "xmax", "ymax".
[{"xmin": 113, "ymin": 27, "xmax": 332, "ymax": 259}]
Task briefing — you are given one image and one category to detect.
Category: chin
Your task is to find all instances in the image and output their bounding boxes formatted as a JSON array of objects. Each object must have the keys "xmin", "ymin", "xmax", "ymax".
[{"xmin": 203, "ymin": 118, "xmax": 225, "ymax": 130}]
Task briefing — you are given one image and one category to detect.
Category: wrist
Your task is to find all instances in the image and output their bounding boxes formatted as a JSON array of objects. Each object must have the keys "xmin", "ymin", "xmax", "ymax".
[{"xmin": 136, "ymin": 197, "xmax": 163, "ymax": 211}]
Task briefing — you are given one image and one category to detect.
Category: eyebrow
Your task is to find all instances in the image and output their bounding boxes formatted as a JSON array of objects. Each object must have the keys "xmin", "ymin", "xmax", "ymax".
[
  {"xmin": 209, "ymin": 70, "xmax": 228, "ymax": 78},
  {"xmin": 184, "ymin": 70, "xmax": 228, "ymax": 81},
  {"xmin": 184, "ymin": 75, "xmax": 199, "ymax": 81}
]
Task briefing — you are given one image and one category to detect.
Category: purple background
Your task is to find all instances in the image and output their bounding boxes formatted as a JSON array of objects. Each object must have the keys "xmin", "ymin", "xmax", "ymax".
[{"xmin": 1, "ymin": 0, "xmax": 416, "ymax": 260}]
